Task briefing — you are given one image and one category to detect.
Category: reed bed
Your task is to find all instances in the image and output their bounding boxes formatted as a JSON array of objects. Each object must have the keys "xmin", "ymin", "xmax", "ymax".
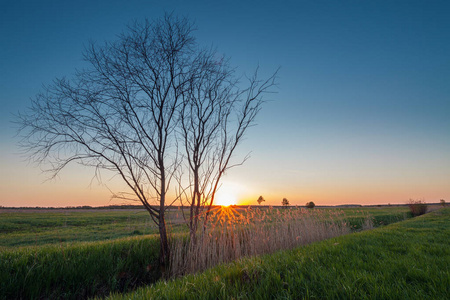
[{"xmin": 169, "ymin": 206, "xmax": 355, "ymax": 277}]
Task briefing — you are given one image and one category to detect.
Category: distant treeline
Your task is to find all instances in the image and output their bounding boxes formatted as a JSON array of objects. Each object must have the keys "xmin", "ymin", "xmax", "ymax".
[
  {"xmin": 0, "ymin": 203, "xmax": 443, "ymax": 210},
  {"xmin": 0, "ymin": 205, "xmax": 145, "ymax": 210},
  {"xmin": 0, "ymin": 205, "xmax": 218, "ymax": 210}
]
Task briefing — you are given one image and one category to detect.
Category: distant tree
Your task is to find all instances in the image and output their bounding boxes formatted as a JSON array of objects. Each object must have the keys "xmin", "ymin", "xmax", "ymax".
[
  {"xmin": 440, "ymin": 199, "xmax": 446, "ymax": 207},
  {"xmin": 282, "ymin": 198, "xmax": 289, "ymax": 207},
  {"xmin": 306, "ymin": 201, "xmax": 315, "ymax": 209},
  {"xmin": 257, "ymin": 195, "xmax": 265, "ymax": 205}
]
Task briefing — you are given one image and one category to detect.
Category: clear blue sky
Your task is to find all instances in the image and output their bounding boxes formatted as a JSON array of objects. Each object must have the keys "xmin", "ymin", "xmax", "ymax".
[{"xmin": 1, "ymin": 0, "xmax": 449, "ymax": 207}]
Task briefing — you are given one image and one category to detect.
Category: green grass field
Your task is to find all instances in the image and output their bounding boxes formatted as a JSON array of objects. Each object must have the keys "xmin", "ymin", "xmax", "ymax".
[
  {"xmin": 0, "ymin": 209, "xmax": 154, "ymax": 247},
  {"xmin": 0, "ymin": 208, "xmax": 191, "ymax": 248},
  {"xmin": 107, "ymin": 208, "xmax": 450, "ymax": 299},
  {"xmin": 1, "ymin": 206, "xmax": 444, "ymax": 299}
]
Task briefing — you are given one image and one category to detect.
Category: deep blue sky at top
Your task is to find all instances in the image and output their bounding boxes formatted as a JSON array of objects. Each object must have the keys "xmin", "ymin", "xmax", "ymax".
[
  {"xmin": 1, "ymin": 0, "xmax": 449, "ymax": 206},
  {"xmin": 1, "ymin": 0, "xmax": 448, "ymax": 136}
]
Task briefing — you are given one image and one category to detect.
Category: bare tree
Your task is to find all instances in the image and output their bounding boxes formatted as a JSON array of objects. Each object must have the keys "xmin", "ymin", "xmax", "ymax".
[
  {"xmin": 18, "ymin": 14, "xmax": 197, "ymax": 268},
  {"xmin": 18, "ymin": 13, "xmax": 277, "ymax": 268}
]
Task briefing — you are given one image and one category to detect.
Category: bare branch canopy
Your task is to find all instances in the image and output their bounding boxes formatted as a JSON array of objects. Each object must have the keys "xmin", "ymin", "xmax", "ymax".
[{"xmin": 18, "ymin": 13, "xmax": 277, "ymax": 268}]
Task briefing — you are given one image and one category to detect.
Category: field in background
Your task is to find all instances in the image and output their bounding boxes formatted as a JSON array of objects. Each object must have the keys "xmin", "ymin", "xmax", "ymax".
[
  {"xmin": 0, "ymin": 205, "xmax": 411, "ymax": 248},
  {"xmin": 0, "ymin": 208, "xmax": 188, "ymax": 248}
]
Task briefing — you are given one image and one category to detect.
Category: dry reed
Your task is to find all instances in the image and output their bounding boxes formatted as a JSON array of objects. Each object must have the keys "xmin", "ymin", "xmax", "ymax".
[{"xmin": 169, "ymin": 206, "xmax": 352, "ymax": 277}]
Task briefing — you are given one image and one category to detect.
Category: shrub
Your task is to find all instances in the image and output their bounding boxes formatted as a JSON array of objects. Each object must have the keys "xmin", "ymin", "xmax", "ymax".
[{"xmin": 408, "ymin": 199, "xmax": 428, "ymax": 216}]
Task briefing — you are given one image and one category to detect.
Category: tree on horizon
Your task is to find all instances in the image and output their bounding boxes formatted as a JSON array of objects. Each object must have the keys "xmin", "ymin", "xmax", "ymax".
[{"xmin": 257, "ymin": 195, "xmax": 265, "ymax": 205}]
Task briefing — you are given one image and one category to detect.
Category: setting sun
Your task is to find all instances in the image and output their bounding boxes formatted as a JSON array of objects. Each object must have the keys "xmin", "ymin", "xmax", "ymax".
[{"xmin": 214, "ymin": 190, "xmax": 238, "ymax": 207}]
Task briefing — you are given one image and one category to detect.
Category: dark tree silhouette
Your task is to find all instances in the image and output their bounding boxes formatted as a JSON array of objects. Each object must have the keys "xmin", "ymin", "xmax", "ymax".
[
  {"xmin": 306, "ymin": 201, "xmax": 315, "ymax": 208},
  {"xmin": 282, "ymin": 198, "xmax": 289, "ymax": 207},
  {"xmin": 257, "ymin": 195, "xmax": 265, "ymax": 205},
  {"xmin": 18, "ymin": 13, "xmax": 276, "ymax": 268}
]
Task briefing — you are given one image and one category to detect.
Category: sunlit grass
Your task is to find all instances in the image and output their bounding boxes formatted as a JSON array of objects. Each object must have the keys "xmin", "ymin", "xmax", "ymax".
[{"xmin": 169, "ymin": 206, "xmax": 353, "ymax": 277}]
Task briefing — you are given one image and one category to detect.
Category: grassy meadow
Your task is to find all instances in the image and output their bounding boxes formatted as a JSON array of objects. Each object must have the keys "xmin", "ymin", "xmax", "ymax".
[
  {"xmin": 1, "ymin": 205, "xmax": 446, "ymax": 299},
  {"xmin": 0, "ymin": 206, "xmax": 410, "ymax": 248},
  {"xmin": 0, "ymin": 209, "xmax": 178, "ymax": 248},
  {"xmin": 108, "ymin": 208, "xmax": 450, "ymax": 299}
]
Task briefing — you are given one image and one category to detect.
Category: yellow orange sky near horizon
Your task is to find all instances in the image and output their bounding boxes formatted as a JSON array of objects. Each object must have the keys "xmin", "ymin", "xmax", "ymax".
[
  {"xmin": 1, "ymin": 145, "xmax": 449, "ymax": 207},
  {"xmin": 2, "ymin": 169, "xmax": 447, "ymax": 207}
]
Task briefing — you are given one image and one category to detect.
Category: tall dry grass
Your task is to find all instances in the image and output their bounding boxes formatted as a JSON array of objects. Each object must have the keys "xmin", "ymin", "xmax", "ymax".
[{"xmin": 169, "ymin": 206, "xmax": 353, "ymax": 277}]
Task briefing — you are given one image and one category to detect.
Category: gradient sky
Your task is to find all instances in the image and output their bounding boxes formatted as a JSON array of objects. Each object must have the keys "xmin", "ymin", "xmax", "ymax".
[{"xmin": 1, "ymin": 0, "xmax": 449, "ymax": 207}]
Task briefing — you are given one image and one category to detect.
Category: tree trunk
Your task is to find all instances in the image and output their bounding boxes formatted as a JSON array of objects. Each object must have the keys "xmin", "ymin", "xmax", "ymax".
[
  {"xmin": 158, "ymin": 158, "xmax": 170, "ymax": 277},
  {"xmin": 158, "ymin": 211, "xmax": 170, "ymax": 277}
]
